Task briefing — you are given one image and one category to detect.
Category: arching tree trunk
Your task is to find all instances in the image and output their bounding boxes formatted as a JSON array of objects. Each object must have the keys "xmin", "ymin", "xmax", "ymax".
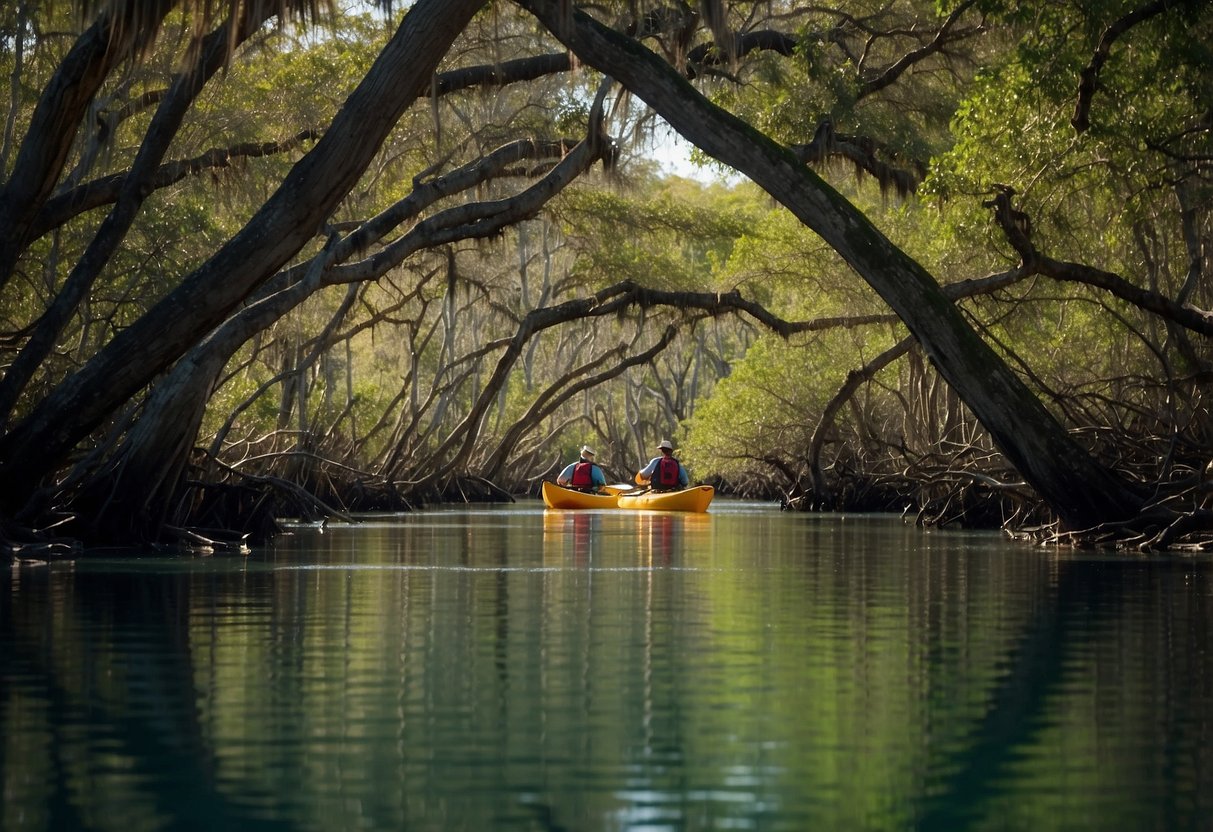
[
  {"xmin": 66, "ymin": 130, "xmax": 607, "ymax": 541},
  {"xmin": 0, "ymin": 0, "xmax": 487, "ymax": 511},
  {"xmin": 0, "ymin": 0, "xmax": 178, "ymax": 292},
  {"xmin": 0, "ymin": 3, "xmax": 279, "ymax": 426},
  {"xmin": 517, "ymin": 0, "xmax": 1143, "ymax": 529}
]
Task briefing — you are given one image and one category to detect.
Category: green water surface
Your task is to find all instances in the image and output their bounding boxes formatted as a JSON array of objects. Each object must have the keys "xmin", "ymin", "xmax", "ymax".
[{"xmin": 2, "ymin": 501, "xmax": 1210, "ymax": 830}]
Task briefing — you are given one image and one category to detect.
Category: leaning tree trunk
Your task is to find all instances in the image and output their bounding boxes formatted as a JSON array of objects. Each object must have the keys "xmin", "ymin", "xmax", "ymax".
[
  {"xmin": 71, "ymin": 336, "xmax": 226, "ymax": 543},
  {"xmin": 0, "ymin": 0, "xmax": 179, "ymax": 292},
  {"xmin": 0, "ymin": 3, "xmax": 279, "ymax": 425},
  {"xmin": 0, "ymin": 0, "xmax": 487, "ymax": 511},
  {"xmin": 69, "ymin": 131, "xmax": 607, "ymax": 542},
  {"xmin": 518, "ymin": 0, "xmax": 1143, "ymax": 529}
]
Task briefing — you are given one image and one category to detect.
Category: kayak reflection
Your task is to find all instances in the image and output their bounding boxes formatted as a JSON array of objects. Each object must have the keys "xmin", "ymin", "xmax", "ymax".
[{"xmin": 543, "ymin": 510, "xmax": 600, "ymax": 565}]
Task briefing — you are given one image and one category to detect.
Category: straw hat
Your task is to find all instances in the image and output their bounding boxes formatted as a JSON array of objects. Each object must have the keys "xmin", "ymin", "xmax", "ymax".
[{"xmin": 657, "ymin": 439, "xmax": 674, "ymax": 451}]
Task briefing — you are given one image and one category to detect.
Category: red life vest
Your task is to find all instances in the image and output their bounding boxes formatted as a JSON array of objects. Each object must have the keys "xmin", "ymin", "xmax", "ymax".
[
  {"xmin": 654, "ymin": 456, "xmax": 681, "ymax": 489},
  {"xmin": 571, "ymin": 461, "xmax": 596, "ymax": 488}
]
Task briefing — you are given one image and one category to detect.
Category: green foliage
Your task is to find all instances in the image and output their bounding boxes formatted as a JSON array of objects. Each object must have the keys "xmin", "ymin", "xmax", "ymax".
[
  {"xmin": 5, "ymin": 0, "xmax": 1210, "ymax": 520},
  {"xmin": 554, "ymin": 181, "xmax": 758, "ymax": 291},
  {"xmin": 917, "ymin": 0, "xmax": 1213, "ymax": 404},
  {"xmin": 927, "ymin": 1, "xmax": 1211, "ymax": 244}
]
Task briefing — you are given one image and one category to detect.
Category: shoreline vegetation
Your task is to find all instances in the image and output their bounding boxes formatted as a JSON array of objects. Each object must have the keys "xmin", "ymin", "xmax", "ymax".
[
  {"xmin": 7, "ymin": 442, "xmax": 1213, "ymax": 561},
  {"xmin": 1, "ymin": 1, "xmax": 1210, "ymax": 558}
]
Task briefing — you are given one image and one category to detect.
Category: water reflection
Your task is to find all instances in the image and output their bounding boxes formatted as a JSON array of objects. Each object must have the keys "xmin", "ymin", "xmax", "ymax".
[
  {"xmin": 2, "ymin": 507, "xmax": 1212, "ymax": 830},
  {"xmin": 542, "ymin": 509, "xmax": 712, "ymax": 567},
  {"xmin": 543, "ymin": 509, "xmax": 600, "ymax": 565}
]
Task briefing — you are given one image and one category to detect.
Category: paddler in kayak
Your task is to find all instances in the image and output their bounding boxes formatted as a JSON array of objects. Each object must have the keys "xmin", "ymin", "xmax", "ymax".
[
  {"xmin": 557, "ymin": 445, "xmax": 608, "ymax": 493},
  {"xmin": 635, "ymin": 439, "xmax": 689, "ymax": 492}
]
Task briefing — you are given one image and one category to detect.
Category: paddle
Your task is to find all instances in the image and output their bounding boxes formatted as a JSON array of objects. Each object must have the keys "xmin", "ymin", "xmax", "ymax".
[{"xmin": 604, "ymin": 483, "xmax": 651, "ymax": 496}]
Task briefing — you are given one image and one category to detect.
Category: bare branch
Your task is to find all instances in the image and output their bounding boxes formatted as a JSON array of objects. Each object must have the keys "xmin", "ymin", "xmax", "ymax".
[
  {"xmin": 985, "ymin": 186, "xmax": 1213, "ymax": 337},
  {"xmin": 859, "ymin": 0, "xmax": 980, "ymax": 100},
  {"xmin": 1072, "ymin": 0, "xmax": 1171, "ymax": 133},
  {"xmin": 32, "ymin": 130, "xmax": 322, "ymax": 238}
]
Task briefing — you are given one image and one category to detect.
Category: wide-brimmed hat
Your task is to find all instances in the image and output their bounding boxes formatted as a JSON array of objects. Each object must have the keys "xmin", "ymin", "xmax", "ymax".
[
  {"xmin": 580, "ymin": 445, "xmax": 596, "ymax": 457},
  {"xmin": 657, "ymin": 439, "xmax": 674, "ymax": 451}
]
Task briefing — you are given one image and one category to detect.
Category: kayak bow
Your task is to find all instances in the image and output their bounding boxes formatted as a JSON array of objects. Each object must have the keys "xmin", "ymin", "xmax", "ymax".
[{"xmin": 542, "ymin": 481, "xmax": 619, "ymax": 510}]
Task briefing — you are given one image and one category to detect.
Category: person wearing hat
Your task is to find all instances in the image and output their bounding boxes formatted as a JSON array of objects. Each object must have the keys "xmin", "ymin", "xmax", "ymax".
[
  {"xmin": 557, "ymin": 445, "xmax": 608, "ymax": 493},
  {"xmin": 635, "ymin": 439, "xmax": 689, "ymax": 492}
]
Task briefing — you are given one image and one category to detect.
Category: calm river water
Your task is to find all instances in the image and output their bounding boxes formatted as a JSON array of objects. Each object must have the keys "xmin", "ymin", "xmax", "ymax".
[{"xmin": 2, "ymin": 500, "xmax": 1211, "ymax": 830}]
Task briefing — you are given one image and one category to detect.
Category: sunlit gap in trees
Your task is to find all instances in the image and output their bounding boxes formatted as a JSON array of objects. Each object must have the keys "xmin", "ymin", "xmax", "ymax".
[{"xmin": 648, "ymin": 123, "xmax": 740, "ymax": 185}]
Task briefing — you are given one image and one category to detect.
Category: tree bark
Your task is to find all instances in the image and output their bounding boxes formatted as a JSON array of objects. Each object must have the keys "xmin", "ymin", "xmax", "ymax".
[
  {"xmin": 0, "ymin": 4, "xmax": 280, "ymax": 426},
  {"xmin": 0, "ymin": 0, "xmax": 486, "ymax": 509},
  {"xmin": 516, "ymin": 0, "xmax": 1144, "ymax": 529},
  {"xmin": 0, "ymin": 0, "xmax": 179, "ymax": 291},
  {"xmin": 67, "ymin": 131, "xmax": 603, "ymax": 540}
]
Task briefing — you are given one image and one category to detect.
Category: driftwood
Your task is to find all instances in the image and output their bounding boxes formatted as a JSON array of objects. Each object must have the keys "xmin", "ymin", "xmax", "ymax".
[{"xmin": 2, "ymin": 514, "xmax": 82, "ymax": 562}]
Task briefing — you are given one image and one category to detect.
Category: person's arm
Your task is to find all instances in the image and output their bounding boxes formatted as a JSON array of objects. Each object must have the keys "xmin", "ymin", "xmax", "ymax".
[
  {"xmin": 592, "ymin": 465, "xmax": 607, "ymax": 487},
  {"xmin": 679, "ymin": 464, "xmax": 689, "ymax": 487},
  {"xmin": 556, "ymin": 463, "xmax": 575, "ymax": 485},
  {"xmin": 636, "ymin": 457, "xmax": 657, "ymax": 483}
]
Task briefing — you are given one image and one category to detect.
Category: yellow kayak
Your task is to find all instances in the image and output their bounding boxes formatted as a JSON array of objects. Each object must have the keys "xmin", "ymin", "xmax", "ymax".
[
  {"xmin": 616, "ymin": 485, "xmax": 714, "ymax": 513},
  {"xmin": 541, "ymin": 480, "xmax": 619, "ymax": 510}
]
